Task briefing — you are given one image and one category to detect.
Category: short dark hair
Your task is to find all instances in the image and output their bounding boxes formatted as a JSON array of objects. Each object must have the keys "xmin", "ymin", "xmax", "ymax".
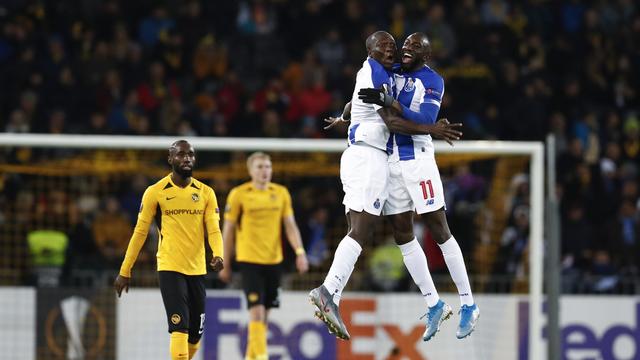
[{"xmin": 169, "ymin": 140, "xmax": 190, "ymax": 155}]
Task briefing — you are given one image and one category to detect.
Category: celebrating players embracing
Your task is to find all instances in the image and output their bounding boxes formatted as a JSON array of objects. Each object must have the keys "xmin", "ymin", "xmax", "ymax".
[
  {"xmin": 309, "ymin": 31, "xmax": 462, "ymax": 341},
  {"xmin": 359, "ymin": 32, "xmax": 480, "ymax": 340}
]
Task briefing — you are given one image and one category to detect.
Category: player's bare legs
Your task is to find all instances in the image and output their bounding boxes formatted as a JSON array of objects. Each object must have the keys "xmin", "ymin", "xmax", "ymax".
[
  {"xmin": 310, "ymin": 210, "xmax": 378, "ymax": 340},
  {"xmin": 424, "ymin": 208, "xmax": 479, "ymax": 339},
  {"xmin": 388, "ymin": 211, "xmax": 452, "ymax": 341}
]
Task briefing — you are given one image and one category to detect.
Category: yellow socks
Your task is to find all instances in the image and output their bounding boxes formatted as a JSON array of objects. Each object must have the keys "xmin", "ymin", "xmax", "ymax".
[
  {"xmin": 246, "ymin": 321, "xmax": 268, "ymax": 359},
  {"xmin": 188, "ymin": 340, "xmax": 200, "ymax": 359},
  {"xmin": 245, "ymin": 321, "xmax": 257, "ymax": 359},
  {"xmin": 170, "ymin": 331, "xmax": 189, "ymax": 360},
  {"xmin": 254, "ymin": 321, "xmax": 267, "ymax": 357}
]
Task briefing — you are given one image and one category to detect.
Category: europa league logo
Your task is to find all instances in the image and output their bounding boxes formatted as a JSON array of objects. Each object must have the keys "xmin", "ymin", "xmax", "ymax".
[{"xmin": 45, "ymin": 296, "xmax": 107, "ymax": 359}]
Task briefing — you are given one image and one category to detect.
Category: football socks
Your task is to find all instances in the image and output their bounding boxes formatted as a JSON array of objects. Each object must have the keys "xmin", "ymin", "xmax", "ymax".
[
  {"xmin": 170, "ymin": 331, "xmax": 189, "ymax": 360},
  {"xmin": 398, "ymin": 238, "xmax": 440, "ymax": 307},
  {"xmin": 439, "ymin": 237, "xmax": 474, "ymax": 306}
]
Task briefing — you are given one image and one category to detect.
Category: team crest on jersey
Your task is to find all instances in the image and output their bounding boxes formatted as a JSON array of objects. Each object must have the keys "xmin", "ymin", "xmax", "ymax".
[
  {"xmin": 404, "ymin": 78, "xmax": 415, "ymax": 92},
  {"xmin": 373, "ymin": 198, "xmax": 380, "ymax": 209},
  {"xmin": 191, "ymin": 193, "xmax": 199, "ymax": 202}
]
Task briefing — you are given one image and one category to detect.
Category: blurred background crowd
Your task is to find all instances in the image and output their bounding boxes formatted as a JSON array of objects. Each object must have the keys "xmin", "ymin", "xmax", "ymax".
[{"xmin": 1, "ymin": 0, "xmax": 639, "ymax": 294}]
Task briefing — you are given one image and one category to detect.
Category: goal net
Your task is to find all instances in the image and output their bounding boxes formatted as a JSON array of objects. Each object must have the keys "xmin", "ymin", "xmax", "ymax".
[{"xmin": 0, "ymin": 134, "xmax": 543, "ymax": 360}]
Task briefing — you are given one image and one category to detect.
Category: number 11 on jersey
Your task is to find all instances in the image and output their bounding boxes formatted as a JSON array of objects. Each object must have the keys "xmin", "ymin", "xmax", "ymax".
[{"xmin": 420, "ymin": 180, "xmax": 434, "ymax": 200}]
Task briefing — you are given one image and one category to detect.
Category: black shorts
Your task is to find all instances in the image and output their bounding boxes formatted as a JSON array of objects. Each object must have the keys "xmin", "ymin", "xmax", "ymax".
[
  {"xmin": 158, "ymin": 271, "xmax": 206, "ymax": 343},
  {"xmin": 238, "ymin": 262, "xmax": 282, "ymax": 309}
]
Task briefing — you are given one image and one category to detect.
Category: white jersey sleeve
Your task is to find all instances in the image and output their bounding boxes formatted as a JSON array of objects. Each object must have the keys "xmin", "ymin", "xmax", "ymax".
[{"xmin": 347, "ymin": 58, "xmax": 395, "ymax": 151}]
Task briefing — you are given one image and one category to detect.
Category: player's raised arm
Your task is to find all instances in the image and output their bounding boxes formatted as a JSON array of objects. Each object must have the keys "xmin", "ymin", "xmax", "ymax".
[
  {"xmin": 205, "ymin": 186, "xmax": 224, "ymax": 272},
  {"xmin": 114, "ymin": 186, "xmax": 157, "ymax": 297},
  {"xmin": 324, "ymin": 102, "xmax": 352, "ymax": 130}
]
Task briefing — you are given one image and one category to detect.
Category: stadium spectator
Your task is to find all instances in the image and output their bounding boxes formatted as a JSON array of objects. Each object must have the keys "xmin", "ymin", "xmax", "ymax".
[
  {"xmin": 27, "ymin": 229, "xmax": 68, "ymax": 287},
  {"xmin": 303, "ymin": 207, "xmax": 330, "ymax": 267},
  {"xmin": 92, "ymin": 196, "xmax": 132, "ymax": 269},
  {"xmin": 366, "ymin": 238, "xmax": 411, "ymax": 292},
  {"xmin": 561, "ymin": 202, "xmax": 594, "ymax": 272},
  {"xmin": 136, "ymin": 61, "xmax": 181, "ymax": 115},
  {"xmin": 138, "ymin": 5, "xmax": 175, "ymax": 49},
  {"xmin": 496, "ymin": 204, "xmax": 529, "ymax": 284}
]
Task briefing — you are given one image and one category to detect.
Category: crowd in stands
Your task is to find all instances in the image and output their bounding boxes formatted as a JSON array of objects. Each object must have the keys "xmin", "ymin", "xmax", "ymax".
[{"xmin": 1, "ymin": 0, "xmax": 639, "ymax": 293}]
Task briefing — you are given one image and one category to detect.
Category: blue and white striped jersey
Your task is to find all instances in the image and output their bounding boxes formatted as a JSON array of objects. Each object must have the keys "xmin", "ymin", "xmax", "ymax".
[
  {"xmin": 347, "ymin": 57, "xmax": 396, "ymax": 151},
  {"xmin": 387, "ymin": 65, "xmax": 444, "ymax": 161}
]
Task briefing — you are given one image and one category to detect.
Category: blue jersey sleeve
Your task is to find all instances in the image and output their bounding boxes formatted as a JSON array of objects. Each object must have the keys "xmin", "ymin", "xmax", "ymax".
[
  {"xmin": 399, "ymin": 71, "xmax": 444, "ymax": 125},
  {"xmin": 422, "ymin": 74, "xmax": 444, "ymax": 105},
  {"xmin": 399, "ymin": 102, "xmax": 440, "ymax": 125},
  {"xmin": 367, "ymin": 58, "xmax": 391, "ymax": 89}
]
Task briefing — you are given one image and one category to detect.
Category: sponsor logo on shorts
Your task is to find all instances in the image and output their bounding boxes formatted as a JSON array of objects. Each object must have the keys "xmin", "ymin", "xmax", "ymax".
[
  {"xmin": 171, "ymin": 314, "xmax": 181, "ymax": 325},
  {"xmin": 373, "ymin": 198, "xmax": 380, "ymax": 209},
  {"xmin": 192, "ymin": 193, "xmax": 200, "ymax": 202},
  {"xmin": 426, "ymin": 199, "xmax": 435, "ymax": 205}
]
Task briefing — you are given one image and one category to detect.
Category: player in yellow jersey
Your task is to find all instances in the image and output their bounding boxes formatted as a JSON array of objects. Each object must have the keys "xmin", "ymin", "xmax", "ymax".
[
  {"xmin": 219, "ymin": 152, "xmax": 308, "ymax": 360},
  {"xmin": 113, "ymin": 140, "xmax": 224, "ymax": 360}
]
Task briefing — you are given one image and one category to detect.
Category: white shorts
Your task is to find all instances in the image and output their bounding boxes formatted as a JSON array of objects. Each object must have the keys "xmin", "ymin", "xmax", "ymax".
[
  {"xmin": 383, "ymin": 157, "xmax": 446, "ymax": 216},
  {"xmin": 340, "ymin": 144, "xmax": 389, "ymax": 216}
]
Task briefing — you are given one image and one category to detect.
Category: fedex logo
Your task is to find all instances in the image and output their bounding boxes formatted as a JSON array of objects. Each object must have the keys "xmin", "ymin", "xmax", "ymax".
[
  {"xmin": 204, "ymin": 296, "xmax": 334, "ymax": 360},
  {"xmin": 518, "ymin": 301, "xmax": 640, "ymax": 360},
  {"xmin": 204, "ymin": 295, "xmax": 431, "ymax": 360}
]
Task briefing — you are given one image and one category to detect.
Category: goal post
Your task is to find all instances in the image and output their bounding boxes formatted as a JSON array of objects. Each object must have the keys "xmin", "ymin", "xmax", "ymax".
[{"xmin": 0, "ymin": 133, "xmax": 545, "ymax": 359}]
